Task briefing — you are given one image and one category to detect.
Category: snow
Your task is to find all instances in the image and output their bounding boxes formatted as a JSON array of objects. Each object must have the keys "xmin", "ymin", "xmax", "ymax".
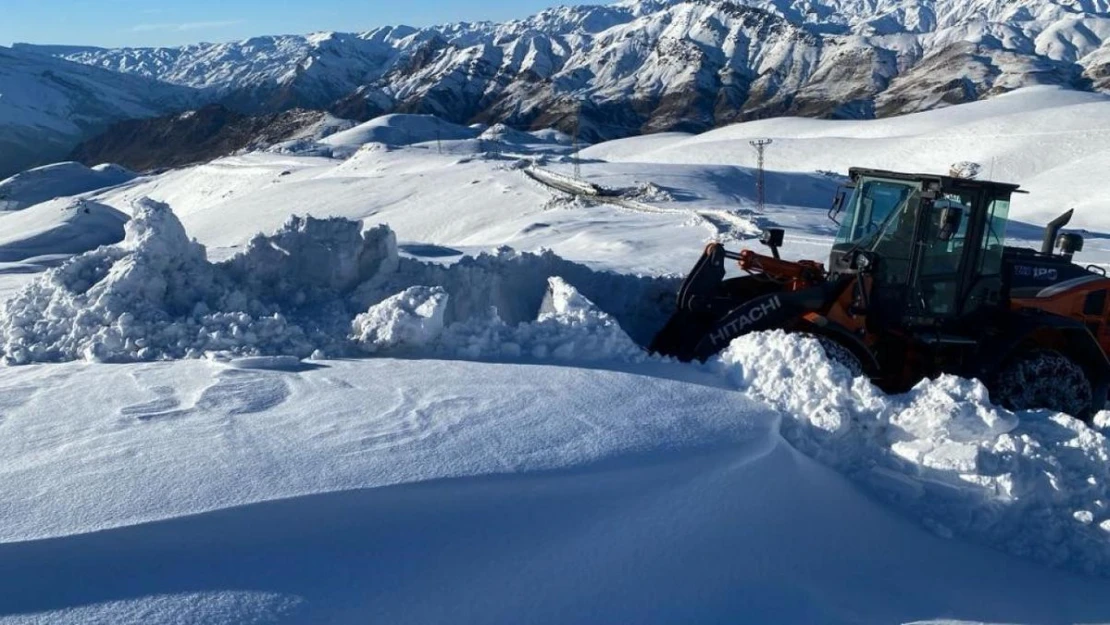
[
  {"xmin": 0, "ymin": 198, "xmax": 127, "ymax": 262},
  {"xmin": 0, "ymin": 161, "xmax": 136, "ymax": 211},
  {"xmin": 584, "ymin": 86, "xmax": 1110, "ymax": 231},
  {"xmin": 19, "ymin": 0, "xmax": 1110, "ymax": 159},
  {"xmin": 0, "ymin": 199, "xmax": 673, "ymax": 364},
  {"xmin": 718, "ymin": 331, "xmax": 1110, "ymax": 575},
  {"xmin": 352, "ymin": 276, "xmax": 648, "ymax": 362},
  {"xmin": 3, "ymin": 358, "xmax": 1110, "ymax": 624},
  {"xmin": 4, "ymin": 88, "xmax": 1110, "ymax": 623},
  {"xmin": 0, "ymin": 46, "xmax": 193, "ymax": 178},
  {"xmin": 351, "ymin": 286, "xmax": 448, "ymax": 353},
  {"xmin": 320, "ymin": 114, "xmax": 479, "ymax": 155}
]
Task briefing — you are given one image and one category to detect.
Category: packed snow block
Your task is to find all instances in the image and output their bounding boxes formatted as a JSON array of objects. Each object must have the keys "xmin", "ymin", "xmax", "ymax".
[
  {"xmin": 352, "ymin": 286, "xmax": 448, "ymax": 353},
  {"xmin": 0, "ymin": 162, "xmax": 136, "ymax": 211},
  {"xmin": 362, "ymin": 247, "xmax": 679, "ymax": 348},
  {"xmin": 717, "ymin": 330, "xmax": 1110, "ymax": 577},
  {"xmin": 364, "ymin": 277, "xmax": 647, "ymax": 362},
  {"xmin": 222, "ymin": 217, "xmax": 399, "ymax": 298},
  {"xmin": 524, "ymin": 277, "xmax": 645, "ymax": 361},
  {"xmin": 0, "ymin": 198, "xmax": 128, "ymax": 261}
]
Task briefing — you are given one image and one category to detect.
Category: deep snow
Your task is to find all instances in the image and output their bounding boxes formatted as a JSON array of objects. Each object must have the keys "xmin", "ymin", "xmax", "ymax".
[
  {"xmin": 3, "ymin": 196, "xmax": 1110, "ymax": 584},
  {"xmin": 3, "ymin": 359, "xmax": 1110, "ymax": 625},
  {"xmin": 3, "ymin": 87, "xmax": 1110, "ymax": 624}
]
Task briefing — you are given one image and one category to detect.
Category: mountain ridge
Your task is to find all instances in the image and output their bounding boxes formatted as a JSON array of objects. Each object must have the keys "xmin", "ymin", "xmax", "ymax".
[{"xmin": 7, "ymin": 0, "xmax": 1110, "ymax": 174}]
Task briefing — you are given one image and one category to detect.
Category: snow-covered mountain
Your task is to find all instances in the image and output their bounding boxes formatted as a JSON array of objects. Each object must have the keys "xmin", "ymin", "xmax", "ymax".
[
  {"xmin": 0, "ymin": 46, "xmax": 197, "ymax": 179},
  {"xmin": 17, "ymin": 0, "xmax": 1110, "ymax": 143}
]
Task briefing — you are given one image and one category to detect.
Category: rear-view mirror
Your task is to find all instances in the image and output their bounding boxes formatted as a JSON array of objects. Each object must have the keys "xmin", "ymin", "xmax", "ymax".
[{"xmin": 937, "ymin": 203, "xmax": 964, "ymax": 241}]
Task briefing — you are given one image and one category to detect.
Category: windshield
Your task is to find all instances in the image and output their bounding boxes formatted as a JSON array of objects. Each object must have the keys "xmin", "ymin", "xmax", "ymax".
[{"xmin": 835, "ymin": 177, "xmax": 922, "ymax": 248}]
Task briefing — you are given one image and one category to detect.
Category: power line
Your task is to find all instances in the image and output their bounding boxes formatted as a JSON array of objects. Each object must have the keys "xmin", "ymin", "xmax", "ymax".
[{"xmin": 750, "ymin": 139, "xmax": 772, "ymax": 212}]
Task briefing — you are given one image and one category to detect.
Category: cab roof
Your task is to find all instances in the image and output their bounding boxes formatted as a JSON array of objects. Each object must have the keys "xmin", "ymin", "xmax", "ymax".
[{"xmin": 848, "ymin": 167, "xmax": 1024, "ymax": 195}]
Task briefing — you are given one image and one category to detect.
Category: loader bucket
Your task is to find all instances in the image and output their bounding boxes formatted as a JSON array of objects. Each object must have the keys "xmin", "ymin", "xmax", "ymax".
[
  {"xmin": 649, "ymin": 245, "xmax": 782, "ymax": 361},
  {"xmin": 649, "ymin": 245, "xmax": 841, "ymax": 362}
]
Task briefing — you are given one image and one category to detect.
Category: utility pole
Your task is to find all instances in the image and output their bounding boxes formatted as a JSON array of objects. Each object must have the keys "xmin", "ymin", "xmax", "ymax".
[
  {"xmin": 572, "ymin": 100, "xmax": 582, "ymax": 180},
  {"xmin": 750, "ymin": 139, "xmax": 773, "ymax": 212}
]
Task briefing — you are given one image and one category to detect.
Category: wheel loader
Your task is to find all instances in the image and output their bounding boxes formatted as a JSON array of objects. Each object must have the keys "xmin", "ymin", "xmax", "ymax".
[{"xmin": 650, "ymin": 167, "xmax": 1110, "ymax": 419}]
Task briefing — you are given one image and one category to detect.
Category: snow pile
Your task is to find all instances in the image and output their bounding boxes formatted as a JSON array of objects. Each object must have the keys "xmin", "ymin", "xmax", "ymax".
[
  {"xmin": 625, "ymin": 182, "xmax": 675, "ymax": 203},
  {"xmin": 354, "ymin": 277, "xmax": 646, "ymax": 362},
  {"xmin": 0, "ymin": 199, "xmax": 672, "ymax": 365},
  {"xmin": 528, "ymin": 128, "xmax": 574, "ymax": 145},
  {"xmin": 0, "ymin": 161, "xmax": 136, "ymax": 211},
  {"xmin": 717, "ymin": 331, "xmax": 1110, "ymax": 575},
  {"xmin": 480, "ymin": 123, "xmax": 544, "ymax": 147},
  {"xmin": 0, "ymin": 199, "xmax": 394, "ymax": 364},
  {"xmin": 352, "ymin": 286, "xmax": 449, "ymax": 353},
  {"xmin": 949, "ymin": 161, "xmax": 983, "ymax": 180}
]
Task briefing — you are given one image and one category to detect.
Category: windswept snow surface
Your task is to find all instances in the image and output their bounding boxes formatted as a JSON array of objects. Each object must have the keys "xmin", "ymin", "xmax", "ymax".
[
  {"xmin": 3, "ymin": 359, "xmax": 1110, "ymax": 625},
  {"xmin": 0, "ymin": 198, "xmax": 127, "ymax": 262}
]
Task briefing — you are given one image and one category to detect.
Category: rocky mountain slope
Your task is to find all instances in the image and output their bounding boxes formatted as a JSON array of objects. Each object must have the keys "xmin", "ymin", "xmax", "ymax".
[
  {"xmin": 68, "ymin": 106, "xmax": 348, "ymax": 172},
  {"xmin": 19, "ymin": 0, "xmax": 1110, "ymax": 143},
  {"xmin": 0, "ymin": 46, "xmax": 197, "ymax": 178},
  {"xmin": 6, "ymin": 0, "xmax": 1110, "ymax": 178}
]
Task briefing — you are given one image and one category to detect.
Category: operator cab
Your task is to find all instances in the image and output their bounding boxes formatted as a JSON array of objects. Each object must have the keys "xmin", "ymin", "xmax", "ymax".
[{"xmin": 828, "ymin": 168, "xmax": 1018, "ymax": 328}]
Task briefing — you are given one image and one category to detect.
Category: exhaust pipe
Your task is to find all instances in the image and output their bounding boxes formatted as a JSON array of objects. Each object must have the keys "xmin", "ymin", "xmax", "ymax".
[{"xmin": 1042, "ymin": 209, "xmax": 1074, "ymax": 255}]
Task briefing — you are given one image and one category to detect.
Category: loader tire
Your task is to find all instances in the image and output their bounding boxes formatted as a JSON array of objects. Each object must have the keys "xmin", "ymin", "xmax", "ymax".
[
  {"xmin": 802, "ymin": 334, "xmax": 864, "ymax": 378},
  {"xmin": 991, "ymin": 349, "xmax": 1094, "ymax": 420}
]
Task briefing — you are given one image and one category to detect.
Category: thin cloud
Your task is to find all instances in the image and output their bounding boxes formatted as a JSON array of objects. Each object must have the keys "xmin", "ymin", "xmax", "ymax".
[{"xmin": 131, "ymin": 20, "xmax": 243, "ymax": 33}]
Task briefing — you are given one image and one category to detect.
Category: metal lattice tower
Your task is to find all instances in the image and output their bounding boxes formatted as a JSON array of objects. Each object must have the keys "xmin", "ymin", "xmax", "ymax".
[{"xmin": 749, "ymin": 139, "xmax": 773, "ymax": 212}]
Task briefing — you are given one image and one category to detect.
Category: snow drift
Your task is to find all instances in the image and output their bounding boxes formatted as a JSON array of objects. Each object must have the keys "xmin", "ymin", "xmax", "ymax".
[
  {"xmin": 0, "ymin": 162, "xmax": 136, "ymax": 211},
  {"xmin": 717, "ymin": 331, "xmax": 1110, "ymax": 576},
  {"xmin": 321, "ymin": 114, "xmax": 479, "ymax": 153},
  {"xmin": 0, "ymin": 197, "xmax": 675, "ymax": 364},
  {"xmin": 0, "ymin": 198, "xmax": 128, "ymax": 262}
]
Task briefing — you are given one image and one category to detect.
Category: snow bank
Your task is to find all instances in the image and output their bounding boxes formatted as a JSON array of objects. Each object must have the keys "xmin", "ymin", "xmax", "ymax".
[
  {"xmin": 0, "ymin": 161, "xmax": 135, "ymax": 211},
  {"xmin": 0, "ymin": 198, "xmax": 673, "ymax": 365},
  {"xmin": 353, "ymin": 277, "xmax": 646, "ymax": 362},
  {"xmin": 717, "ymin": 331, "xmax": 1110, "ymax": 576}
]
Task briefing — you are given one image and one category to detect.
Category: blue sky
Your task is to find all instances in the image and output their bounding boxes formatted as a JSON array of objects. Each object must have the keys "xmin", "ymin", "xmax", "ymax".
[{"xmin": 1, "ymin": 0, "xmax": 602, "ymax": 48}]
